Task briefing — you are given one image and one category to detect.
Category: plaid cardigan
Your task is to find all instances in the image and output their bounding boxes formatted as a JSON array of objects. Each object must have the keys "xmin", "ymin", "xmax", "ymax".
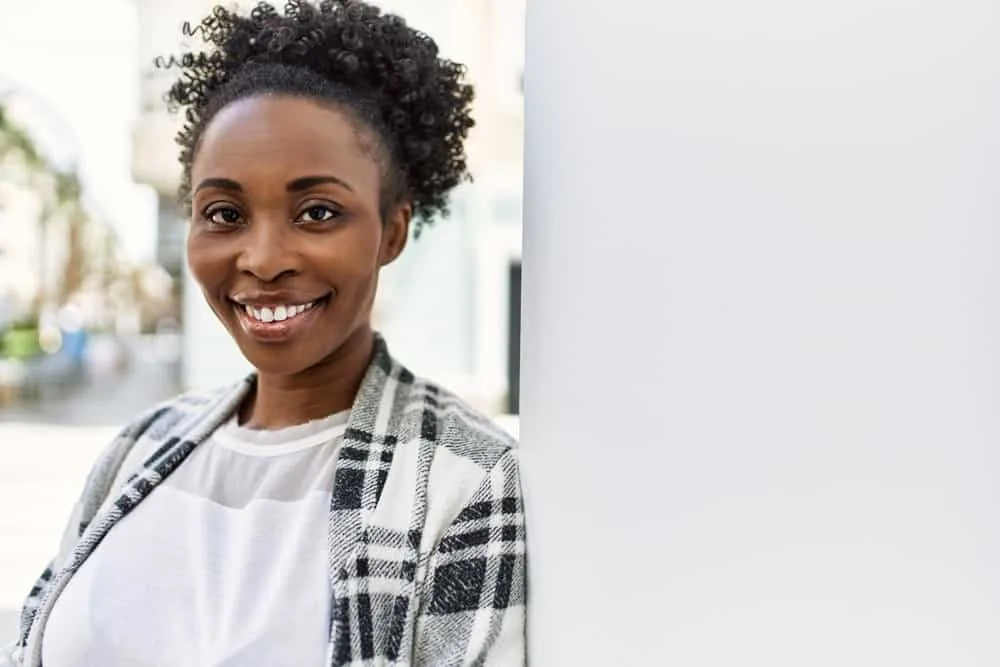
[{"xmin": 2, "ymin": 336, "xmax": 526, "ymax": 666}]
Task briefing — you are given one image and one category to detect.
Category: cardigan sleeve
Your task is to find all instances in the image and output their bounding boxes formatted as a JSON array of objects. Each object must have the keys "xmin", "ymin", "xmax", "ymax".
[{"xmin": 412, "ymin": 449, "xmax": 527, "ymax": 666}]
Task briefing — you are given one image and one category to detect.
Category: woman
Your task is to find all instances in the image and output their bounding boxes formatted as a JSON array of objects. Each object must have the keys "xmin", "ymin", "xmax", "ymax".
[{"xmin": 2, "ymin": 2, "xmax": 526, "ymax": 665}]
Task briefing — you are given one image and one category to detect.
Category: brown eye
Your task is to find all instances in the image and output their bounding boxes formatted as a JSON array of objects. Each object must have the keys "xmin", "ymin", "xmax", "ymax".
[
  {"xmin": 296, "ymin": 204, "xmax": 340, "ymax": 224},
  {"xmin": 206, "ymin": 206, "xmax": 243, "ymax": 226}
]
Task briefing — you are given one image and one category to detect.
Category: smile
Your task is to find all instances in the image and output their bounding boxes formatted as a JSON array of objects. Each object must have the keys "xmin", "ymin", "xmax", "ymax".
[
  {"xmin": 230, "ymin": 295, "xmax": 330, "ymax": 343},
  {"xmin": 241, "ymin": 301, "xmax": 317, "ymax": 323}
]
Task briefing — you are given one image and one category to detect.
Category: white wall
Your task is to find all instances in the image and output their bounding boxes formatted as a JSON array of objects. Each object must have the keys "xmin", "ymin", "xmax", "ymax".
[{"xmin": 520, "ymin": 1, "xmax": 1000, "ymax": 664}]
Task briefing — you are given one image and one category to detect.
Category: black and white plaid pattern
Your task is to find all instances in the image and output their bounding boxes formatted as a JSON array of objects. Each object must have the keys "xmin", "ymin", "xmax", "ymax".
[{"xmin": 2, "ymin": 335, "xmax": 526, "ymax": 667}]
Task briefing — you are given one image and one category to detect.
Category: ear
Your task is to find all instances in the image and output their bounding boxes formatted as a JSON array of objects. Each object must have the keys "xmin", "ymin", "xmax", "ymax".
[{"xmin": 379, "ymin": 202, "xmax": 411, "ymax": 266}]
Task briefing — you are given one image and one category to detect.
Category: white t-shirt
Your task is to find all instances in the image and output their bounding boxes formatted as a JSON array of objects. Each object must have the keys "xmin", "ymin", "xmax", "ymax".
[{"xmin": 43, "ymin": 409, "xmax": 350, "ymax": 667}]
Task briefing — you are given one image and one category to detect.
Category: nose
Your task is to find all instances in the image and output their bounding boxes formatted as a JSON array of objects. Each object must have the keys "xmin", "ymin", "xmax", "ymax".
[{"xmin": 235, "ymin": 217, "xmax": 301, "ymax": 283}]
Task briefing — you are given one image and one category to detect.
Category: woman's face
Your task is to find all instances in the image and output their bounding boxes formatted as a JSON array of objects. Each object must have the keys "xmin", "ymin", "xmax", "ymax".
[{"xmin": 187, "ymin": 95, "xmax": 408, "ymax": 377}]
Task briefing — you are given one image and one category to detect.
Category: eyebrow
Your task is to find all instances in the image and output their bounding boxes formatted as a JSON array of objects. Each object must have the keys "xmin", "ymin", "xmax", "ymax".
[
  {"xmin": 194, "ymin": 177, "xmax": 242, "ymax": 194},
  {"xmin": 193, "ymin": 175, "xmax": 354, "ymax": 195},
  {"xmin": 287, "ymin": 175, "xmax": 354, "ymax": 193}
]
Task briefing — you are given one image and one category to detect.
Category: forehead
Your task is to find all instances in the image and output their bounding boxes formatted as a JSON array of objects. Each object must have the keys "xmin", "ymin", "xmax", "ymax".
[{"xmin": 192, "ymin": 95, "xmax": 379, "ymax": 189}]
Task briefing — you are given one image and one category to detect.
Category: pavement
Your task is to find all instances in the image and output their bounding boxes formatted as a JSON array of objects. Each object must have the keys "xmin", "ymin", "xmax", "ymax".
[{"xmin": 0, "ymin": 337, "xmax": 181, "ymax": 647}]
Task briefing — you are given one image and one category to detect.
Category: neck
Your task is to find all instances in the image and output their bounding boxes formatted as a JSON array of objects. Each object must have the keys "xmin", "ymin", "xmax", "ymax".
[{"xmin": 243, "ymin": 327, "xmax": 375, "ymax": 429}]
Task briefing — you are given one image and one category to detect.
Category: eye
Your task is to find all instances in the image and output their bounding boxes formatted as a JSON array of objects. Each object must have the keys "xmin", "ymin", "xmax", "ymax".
[
  {"xmin": 296, "ymin": 204, "xmax": 341, "ymax": 225},
  {"xmin": 204, "ymin": 205, "xmax": 244, "ymax": 227}
]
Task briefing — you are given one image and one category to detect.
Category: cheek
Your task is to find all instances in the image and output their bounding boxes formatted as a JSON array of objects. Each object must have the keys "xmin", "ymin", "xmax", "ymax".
[
  {"xmin": 331, "ymin": 256, "xmax": 379, "ymax": 300},
  {"xmin": 186, "ymin": 231, "xmax": 228, "ymax": 290},
  {"xmin": 324, "ymin": 228, "xmax": 384, "ymax": 287}
]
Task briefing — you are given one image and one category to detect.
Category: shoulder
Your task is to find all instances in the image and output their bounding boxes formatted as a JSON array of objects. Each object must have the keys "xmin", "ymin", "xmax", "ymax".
[
  {"xmin": 66, "ymin": 379, "xmax": 247, "ymax": 534},
  {"xmin": 370, "ymin": 335, "xmax": 516, "ymax": 473},
  {"xmin": 403, "ymin": 372, "xmax": 517, "ymax": 472},
  {"xmin": 126, "ymin": 380, "xmax": 246, "ymax": 441},
  {"xmin": 392, "ymin": 374, "xmax": 522, "ymax": 553},
  {"xmin": 105, "ymin": 379, "xmax": 248, "ymax": 484}
]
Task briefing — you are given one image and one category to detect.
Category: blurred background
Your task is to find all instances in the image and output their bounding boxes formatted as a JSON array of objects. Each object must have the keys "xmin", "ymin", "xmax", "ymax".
[{"xmin": 0, "ymin": 0, "xmax": 524, "ymax": 644}]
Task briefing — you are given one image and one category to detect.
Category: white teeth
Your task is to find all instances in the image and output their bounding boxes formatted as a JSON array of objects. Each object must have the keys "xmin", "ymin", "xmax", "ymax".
[{"xmin": 239, "ymin": 301, "xmax": 316, "ymax": 323}]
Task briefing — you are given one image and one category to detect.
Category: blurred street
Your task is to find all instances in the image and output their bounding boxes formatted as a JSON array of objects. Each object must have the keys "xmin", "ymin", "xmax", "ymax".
[
  {"xmin": 0, "ymin": 336, "xmax": 181, "ymax": 646},
  {"xmin": 0, "ymin": 336, "xmax": 180, "ymax": 427}
]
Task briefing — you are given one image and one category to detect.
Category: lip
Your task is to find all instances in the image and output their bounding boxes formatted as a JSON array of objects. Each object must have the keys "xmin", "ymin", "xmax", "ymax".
[
  {"xmin": 231, "ymin": 295, "xmax": 328, "ymax": 343},
  {"xmin": 230, "ymin": 290, "xmax": 329, "ymax": 307}
]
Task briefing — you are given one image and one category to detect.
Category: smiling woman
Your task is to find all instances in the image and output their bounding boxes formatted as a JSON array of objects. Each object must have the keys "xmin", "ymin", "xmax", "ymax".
[
  {"xmin": 1, "ymin": 3, "xmax": 526, "ymax": 667},
  {"xmin": 186, "ymin": 94, "xmax": 399, "ymax": 394}
]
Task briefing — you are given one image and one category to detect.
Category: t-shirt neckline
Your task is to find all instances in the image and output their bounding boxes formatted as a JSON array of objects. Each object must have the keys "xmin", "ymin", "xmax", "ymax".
[{"xmin": 212, "ymin": 409, "xmax": 351, "ymax": 457}]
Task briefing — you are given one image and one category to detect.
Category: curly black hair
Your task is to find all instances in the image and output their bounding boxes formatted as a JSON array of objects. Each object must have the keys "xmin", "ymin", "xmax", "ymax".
[{"xmin": 158, "ymin": 0, "xmax": 475, "ymax": 235}]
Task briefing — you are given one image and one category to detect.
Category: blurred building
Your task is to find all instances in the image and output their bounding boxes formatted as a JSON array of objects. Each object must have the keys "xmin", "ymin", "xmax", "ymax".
[
  {"xmin": 130, "ymin": 0, "xmax": 525, "ymax": 415},
  {"xmin": 0, "ymin": 0, "xmax": 162, "ymax": 333},
  {"xmin": 0, "ymin": 88, "xmax": 121, "ymax": 330}
]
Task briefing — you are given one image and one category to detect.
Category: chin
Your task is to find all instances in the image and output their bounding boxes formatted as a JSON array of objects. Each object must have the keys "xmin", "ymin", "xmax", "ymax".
[
  {"xmin": 221, "ymin": 302, "xmax": 370, "ymax": 377},
  {"xmin": 237, "ymin": 346, "xmax": 315, "ymax": 377},
  {"xmin": 231, "ymin": 332, "xmax": 356, "ymax": 379}
]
